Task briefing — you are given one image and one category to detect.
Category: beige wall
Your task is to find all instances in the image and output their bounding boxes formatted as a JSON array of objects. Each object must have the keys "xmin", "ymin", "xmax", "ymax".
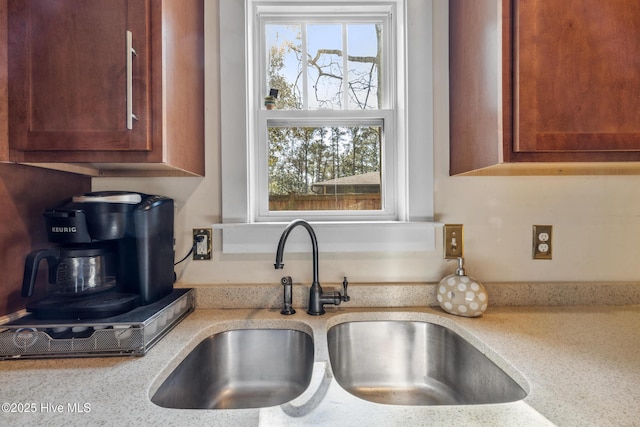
[{"xmin": 93, "ymin": 0, "xmax": 640, "ymax": 287}]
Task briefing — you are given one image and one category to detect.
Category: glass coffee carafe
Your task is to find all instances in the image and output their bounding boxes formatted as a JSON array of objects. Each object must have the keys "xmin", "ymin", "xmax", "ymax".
[{"xmin": 22, "ymin": 244, "xmax": 117, "ymax": 298}]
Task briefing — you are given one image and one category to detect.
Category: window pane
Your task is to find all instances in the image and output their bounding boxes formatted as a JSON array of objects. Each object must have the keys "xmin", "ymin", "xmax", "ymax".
[
  {"xmin": 268, "ymin": 125, "xmax": 382, "ymax": 211},
  {"xmin": 347, "ymin": 24, "xmax": 381, "ymax": 109},
  {"xmin": 265, "ymin": 22, "xmax": 383, "ymax": 111},
  {"xmin": 266, "ymin": 24, "xmax": 303, "ymax": 109},
  {"xmin": 307, "ymin": 24, "xmax": 343, "ymax": 109}
]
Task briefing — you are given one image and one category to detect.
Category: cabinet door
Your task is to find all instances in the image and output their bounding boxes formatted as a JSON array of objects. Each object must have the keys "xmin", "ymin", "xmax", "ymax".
[
  {"xmin": 8, "ymin": 0, "xmax": 150, "ymax": 152},
  {"xmin": 515, "ymin": 0, "xmax": 640, "ymax": 156}
]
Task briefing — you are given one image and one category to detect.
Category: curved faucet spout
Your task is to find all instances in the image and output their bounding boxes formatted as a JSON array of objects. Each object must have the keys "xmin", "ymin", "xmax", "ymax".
[
  {"xmin": 274, "ymin": 219, "xmax": 348, "ymax": 315},
  {"xmin": 274, "ymin": 219, "xmax": 319, "ymax": 286}
]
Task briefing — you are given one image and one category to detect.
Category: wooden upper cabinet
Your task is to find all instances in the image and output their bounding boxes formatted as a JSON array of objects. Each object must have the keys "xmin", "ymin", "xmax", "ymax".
[
  {"xmin": 9, "ymin": 0, "xmax": 149, "ymax": 152},
  {"xmin": 6, "ymin": 0, "xmax": 204, "ymax": 177},
  {"xmin": 450, "ymin": 0, "xmax": 640, "ymax": 176},
  {"xmin": 515, "ymin": 0, "xmax": 640, "ymax": 155}
]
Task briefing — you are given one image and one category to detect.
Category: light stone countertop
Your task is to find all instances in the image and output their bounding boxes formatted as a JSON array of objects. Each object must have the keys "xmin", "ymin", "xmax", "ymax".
[{"xmin": 1, "ymin": 298, "xmax": 639, "ymax": 426}]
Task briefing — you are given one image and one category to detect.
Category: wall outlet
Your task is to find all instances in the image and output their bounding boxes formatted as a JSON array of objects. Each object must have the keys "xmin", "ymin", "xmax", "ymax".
[
  {"xmin": 193, "ymin": 228, "xmax": 212, "ymax": 260},
  {"xmin": 443, "ymin": 224, "xmax": 464, "ymax": 259},
  {"xmin": 532, "ymin": 225, "xmax": 552, "ymax": 260}
]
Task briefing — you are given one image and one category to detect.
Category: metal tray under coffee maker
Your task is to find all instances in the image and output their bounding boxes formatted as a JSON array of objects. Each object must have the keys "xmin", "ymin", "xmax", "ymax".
[{"xmin": 0, "ymin": 289, "xmax": 194, "ymax": 360}]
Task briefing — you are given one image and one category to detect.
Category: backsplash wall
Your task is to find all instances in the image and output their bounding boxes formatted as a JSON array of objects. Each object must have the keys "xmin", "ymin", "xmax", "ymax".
[{"xmin": 92, "ymin": 0, "xmax": 640, "ymax": 287}]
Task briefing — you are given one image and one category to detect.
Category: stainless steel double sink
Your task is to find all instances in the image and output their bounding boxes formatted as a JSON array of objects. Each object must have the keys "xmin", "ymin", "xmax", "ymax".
[{"xmin": 151, "ymin": 320, "xmax": 527, "ymax": 410}]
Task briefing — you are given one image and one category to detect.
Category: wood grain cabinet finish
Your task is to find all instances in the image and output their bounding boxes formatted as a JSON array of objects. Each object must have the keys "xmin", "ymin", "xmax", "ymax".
[
  {"xmin": 450, "ymin": 0, "xmax": 640, "ymax": 176},
  {"xmin": 6, "ymin": 0, "xmax": 204, "ymax": 177}
]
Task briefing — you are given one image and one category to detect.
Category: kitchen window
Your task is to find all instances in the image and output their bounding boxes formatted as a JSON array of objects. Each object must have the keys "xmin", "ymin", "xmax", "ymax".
[{"xmin": 217, "ymin": 0, "xmax": 436, "ymax": 253}]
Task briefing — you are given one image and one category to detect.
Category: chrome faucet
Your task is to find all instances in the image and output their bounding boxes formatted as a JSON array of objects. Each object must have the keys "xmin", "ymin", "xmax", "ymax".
[{"xmin": 274, "ymin": 219, "xmax": 349, "ymax": 315}]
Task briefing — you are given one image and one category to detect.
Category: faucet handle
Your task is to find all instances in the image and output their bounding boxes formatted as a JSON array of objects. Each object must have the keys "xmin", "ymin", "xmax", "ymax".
[{"xmin": 342, "ymin": 277, "xmax": 350, "ymax": 302}]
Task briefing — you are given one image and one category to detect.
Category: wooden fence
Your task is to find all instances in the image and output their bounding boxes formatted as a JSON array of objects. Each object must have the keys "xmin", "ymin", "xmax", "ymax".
[{"xmin": 269, "ymin": 193, "xmax": 381, "ymax": 211}]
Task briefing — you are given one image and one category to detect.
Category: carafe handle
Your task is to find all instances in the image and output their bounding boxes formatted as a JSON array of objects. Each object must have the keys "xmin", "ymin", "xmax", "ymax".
[{"xmin": 21, "ymin": 248, "xmax": 60, "ymax": 297}]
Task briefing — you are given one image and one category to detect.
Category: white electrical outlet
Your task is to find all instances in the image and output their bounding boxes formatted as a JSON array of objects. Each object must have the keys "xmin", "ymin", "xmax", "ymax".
[{"xmin": 196, "ymin": 234, "xmax": 208, "ymax": 255}]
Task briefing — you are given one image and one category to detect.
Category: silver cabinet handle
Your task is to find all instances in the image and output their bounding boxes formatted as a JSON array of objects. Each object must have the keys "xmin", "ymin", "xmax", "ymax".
[{"xmin": 126, "ymin": 30, "xmax": 138, "ymax": 129}]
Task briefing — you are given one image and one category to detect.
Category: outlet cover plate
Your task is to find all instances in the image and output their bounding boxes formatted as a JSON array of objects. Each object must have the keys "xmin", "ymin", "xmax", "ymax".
[
  {"xmin": 532, "ymin": 225, "xmax": 552, "ymax": 260},
  {"xmin": 443, "ymin": 224, "xmax": 464, "ymax": 259},
  {"xmin": 193, "ymin": 228, "xmax": 212, "ymax": 260}
]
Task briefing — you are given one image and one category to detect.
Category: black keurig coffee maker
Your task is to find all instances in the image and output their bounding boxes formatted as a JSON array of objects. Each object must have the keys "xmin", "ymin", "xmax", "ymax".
[{"xmin": 22, "ymin": 191, "xmax": 175, "ymax": 319}]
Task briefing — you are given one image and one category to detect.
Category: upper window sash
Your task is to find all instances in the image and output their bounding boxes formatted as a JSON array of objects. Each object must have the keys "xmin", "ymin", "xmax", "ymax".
[
  {"xmin": 250, "ymin": 2, "xmax": 396, "ymax": 112},
  {"xmin": 262, "ymin": 20, "xmax": 389, "ymax": 111}
]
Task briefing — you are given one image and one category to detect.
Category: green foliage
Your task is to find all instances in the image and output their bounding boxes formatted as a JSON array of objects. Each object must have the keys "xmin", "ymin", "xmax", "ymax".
[{"xmin": 268, "ymin": 125, "xmax": 381, "ymax": 196}]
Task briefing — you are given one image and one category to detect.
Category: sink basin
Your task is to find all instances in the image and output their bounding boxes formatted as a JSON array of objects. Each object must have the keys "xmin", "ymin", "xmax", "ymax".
[
  {"xmin": 327, "ymin": 320, "xmax": 527, "ymax": 406},
  {"xmin": 152, "ymin": 328, "xmax": 314, "ymax": 409}
]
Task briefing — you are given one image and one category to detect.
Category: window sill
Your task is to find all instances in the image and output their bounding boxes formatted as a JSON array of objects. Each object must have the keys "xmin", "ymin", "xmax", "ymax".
[{"xmin": 213, "ymin": 221, "xmax": 439, "ymax": 254}]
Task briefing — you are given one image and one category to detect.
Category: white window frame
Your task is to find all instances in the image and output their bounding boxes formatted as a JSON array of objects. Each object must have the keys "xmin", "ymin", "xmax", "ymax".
[{"xmin": 216, "ymin": 0, "xmax": 436, "ymax": 253}]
